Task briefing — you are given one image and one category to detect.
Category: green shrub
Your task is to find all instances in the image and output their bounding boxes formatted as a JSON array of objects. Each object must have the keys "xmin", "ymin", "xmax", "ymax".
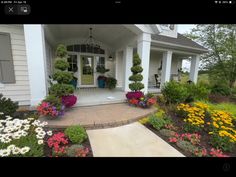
[
  {"xmin": 0, "ymin": 94, "xmax": 19, "ymax": 119},
  {"xmin": 211, "ymin": 84, "xmax": 231, "ymax": 96},
  {"xmin": 52, "ymin": 71, "xmax": 73, "ymax": 84},
  {"xmin": 56, "ymin": 44, "xmax": 68, "ymax": 58},
  {"xmin": 185, "ymin": 83, "xmax": 210, "ymax": 102},
  {"xmin": 49, "ymin": 83, "xmax": 74, "ymax": 97},
  {"xmin": 161, "ymin": 81, "xmax": 189, "ymax": 104},
  {"xmin": 149, "ymin": 114, "xmax": 170, "ymax": 130},
  {"xmin": 96, "ymin": 65, "xmax": 110, "ymax": 74},
  {"xmin": 210, "ymin": 134, "xmax": 235, "ymax": 152},
  {"xmin": 129, "ymin": 82, "xmax": 144, "ymax": 91},
  {"xmin": 64, "ymin": 125, "xmax": 87, "ymax": 144},
  {"xmin": 129, "ymin": 74, "xmax": 143, "ymax": 82},
  {"xmin": 54, "ymin": 59, "xmax": 69, "ymax": 71},
  {"xmin": 176, "ymin": 140, "xmax": 198, "ymax": 154},
  {"xmin": 106, "ymin": 77, "xmax": 117, "ymax": 89},
  {"xmin": 131, "ymin": 66, "xmax": 143, "ymax": 74},
  {"xmin": 159, "ymin": 129, "xmax": 176, "ymax": 137},
  {"xmin": 129, "ymin": 54, "xmax": 144, "ymax": 91}
]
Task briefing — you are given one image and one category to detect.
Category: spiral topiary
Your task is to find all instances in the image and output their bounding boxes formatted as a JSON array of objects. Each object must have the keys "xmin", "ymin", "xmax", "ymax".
[{"xmin": 128, "ymin": 54, "xmax": 144, "ymax": 91}]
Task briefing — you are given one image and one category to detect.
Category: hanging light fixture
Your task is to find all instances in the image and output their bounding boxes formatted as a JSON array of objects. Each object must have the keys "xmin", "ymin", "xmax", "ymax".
[{"xmin": 85, "ymin": 28, "xmax": 100, "ymax": 53}]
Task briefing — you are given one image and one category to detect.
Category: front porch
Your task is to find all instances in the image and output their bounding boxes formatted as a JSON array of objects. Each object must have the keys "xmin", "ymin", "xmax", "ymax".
[{"xmin": 75, "ymin": 88, "xmax": 126, "ymax": 106}]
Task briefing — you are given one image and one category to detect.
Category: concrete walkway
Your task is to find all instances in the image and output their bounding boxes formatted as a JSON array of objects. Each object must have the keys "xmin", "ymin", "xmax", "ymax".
[
  {"xmin": 87, "ymin": 122, "xmax": 184, "ymax": 157},
  {"xmin": 40, "ymin": 103, "xmax": 156, "ymax": 129}
]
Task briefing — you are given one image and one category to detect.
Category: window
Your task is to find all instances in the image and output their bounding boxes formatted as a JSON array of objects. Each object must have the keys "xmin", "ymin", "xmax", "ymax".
[
  {"xmin": 67, "ymin": 55, "xmax": 78, "ymax": 73},
  {"xmin": 96, "ymin": 56, "xmax": 105, "ymax": 68},
  {"xmin": 66, "ymin": 44, "xmax": 105, "ymax": 54},
  {"xmin": 0, "ymin": 33, "xmax": 15, "ymax": 83}
]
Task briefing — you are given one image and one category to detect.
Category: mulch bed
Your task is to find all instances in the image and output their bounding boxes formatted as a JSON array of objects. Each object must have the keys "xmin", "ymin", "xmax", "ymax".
[
  {"xmin": 144, "ymin": 104, "xmax": 236, "ymax": 157},
  {"xmin": 43, "ymin": 127, "xmax": 93, "ymax": 157}
]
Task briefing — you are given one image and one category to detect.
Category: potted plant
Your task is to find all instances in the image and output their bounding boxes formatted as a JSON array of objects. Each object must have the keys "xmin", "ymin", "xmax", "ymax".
[
  {"xmin": 96, "ymin": 65, "xmax": 110, "ymax": 88},
  {"xmin": 106, "ymin": 77, "xmax": 117, "ymax": 89}
]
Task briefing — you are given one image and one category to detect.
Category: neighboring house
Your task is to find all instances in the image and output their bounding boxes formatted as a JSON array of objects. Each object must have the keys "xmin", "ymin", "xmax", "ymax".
[{"xmin": 0, "ymin": 24, "xmax": 208, "ymax": 107}]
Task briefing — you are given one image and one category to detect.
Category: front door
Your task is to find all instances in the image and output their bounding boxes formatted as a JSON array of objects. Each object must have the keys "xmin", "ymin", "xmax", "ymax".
[{"xmin": 80, "ymin": 55, "xmax": 94, "ymax": 85}]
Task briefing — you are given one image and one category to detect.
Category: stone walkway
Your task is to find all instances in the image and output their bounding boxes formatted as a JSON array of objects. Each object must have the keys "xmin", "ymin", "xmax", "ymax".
[
  {"xmin": 40, "ymin": 103, "xmax": 156, "ymax": 129},
  {"xmin": 87, "ymin": 122, "xmax": 184, "ymax": 157}
]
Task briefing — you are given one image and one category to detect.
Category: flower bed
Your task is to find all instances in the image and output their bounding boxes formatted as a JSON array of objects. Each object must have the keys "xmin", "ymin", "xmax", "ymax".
[
  {"xmin": 0, "ymin": 112, "xmax": 93, "ymax": 157},
  {"xmin": 126, "ymin": 92, "xmax": 156, "ymax": 108},
  {"xmin": 139, "ymin": 102, "xmax": 236, "ymax": 157}
]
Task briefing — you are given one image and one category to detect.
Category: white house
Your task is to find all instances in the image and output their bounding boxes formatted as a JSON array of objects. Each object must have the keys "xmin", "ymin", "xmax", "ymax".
[{"xmin": 0, "ymin": 24, "xmax": 208, "ymax": 107}]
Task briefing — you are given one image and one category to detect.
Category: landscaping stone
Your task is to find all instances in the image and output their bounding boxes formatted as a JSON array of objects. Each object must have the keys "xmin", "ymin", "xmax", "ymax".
[{"xmin": 159, "ymin": 129, "xmax": 176, "ymax": 137}]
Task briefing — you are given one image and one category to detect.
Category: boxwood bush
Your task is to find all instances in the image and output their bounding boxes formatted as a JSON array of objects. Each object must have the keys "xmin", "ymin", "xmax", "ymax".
[
  {"xmin": 0, "ymin": 94, "xmax": 19, "ymax": 119},
  {"xmin": 64, "ymin": 125, "xmax": 87, "ymax": 144}
]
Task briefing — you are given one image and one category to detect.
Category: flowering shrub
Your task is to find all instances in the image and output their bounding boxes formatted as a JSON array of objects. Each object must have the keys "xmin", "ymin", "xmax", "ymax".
[
  {"xmin": 47, "ymin": 132, "xmax": 68, "ymax": 157},
  {"xmin": 66, "ymin": 144, "xmax": 89, "ymax": 157},
  {"xmin": 127, "ymin": 93, "xmax": 156, "ymax": 108},
  {"xmin": 37, "ymin": 101, "xmax": 65, "ymax": 118},
  {"xmin": 177, "ymin": 103, "xmax": 208, "ymax": 132},
  {"xmin": 209, "ymin": 148, "xmax": 229, "ymax": 157},
  {"xmin": 168, "ymin": 133, "xmax": 201, "ymax": 146},
  {"xmin": 126, "ymin": 91, "xmax": 144, "ymax": 100},
  {"xmin": 208, "ymin": 110, "xmax": 236, "ymax": 152},
  {"xmin": 62, "ymin": 95, "xmax": 77, "ymax": 108},
  {"xmin": 0, "ymin": 113, "xmax": 51, "ymax": 157}
]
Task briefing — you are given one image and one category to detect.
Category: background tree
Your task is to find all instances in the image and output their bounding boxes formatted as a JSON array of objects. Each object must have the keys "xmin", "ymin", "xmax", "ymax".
[
  {"xmin": 129, "ymin": 54, "xmax": 144, "ymax": 91},
  {"xmin": 185, "ymin": 25, "xmax": 236, "ymax": 88}
]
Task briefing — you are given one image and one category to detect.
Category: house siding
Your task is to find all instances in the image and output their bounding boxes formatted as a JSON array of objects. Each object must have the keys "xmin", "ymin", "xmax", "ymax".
[{"xmin": 0, "ymin": 25, "xmax": 30, "ymax": 105}]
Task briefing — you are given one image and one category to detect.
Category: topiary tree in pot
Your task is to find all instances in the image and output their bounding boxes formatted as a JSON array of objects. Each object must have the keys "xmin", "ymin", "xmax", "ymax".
[{"xmin": 126, "ymin": 54, "xmax": 144, "ymax": 100}]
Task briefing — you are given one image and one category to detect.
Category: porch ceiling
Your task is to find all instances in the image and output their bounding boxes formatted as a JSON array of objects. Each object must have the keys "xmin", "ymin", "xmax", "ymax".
[{"xmin": 45, "ymin": 25, "xmax": 137, "ymax": 48}]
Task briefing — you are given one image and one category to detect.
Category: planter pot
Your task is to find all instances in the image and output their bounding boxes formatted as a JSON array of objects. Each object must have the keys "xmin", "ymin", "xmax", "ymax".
[{"xmin": 98, "ymin": 79, "xmax": 106, "ymax": 88}]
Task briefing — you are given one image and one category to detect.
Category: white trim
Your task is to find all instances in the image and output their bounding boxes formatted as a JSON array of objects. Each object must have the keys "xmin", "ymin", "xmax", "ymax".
[
  {"xmin": 151, "ymin": 47, "xmax": 202, "ymax": 56},
  {"xmin": 151, "ymin": 40, "xmax": 208, "ymax": 53}
]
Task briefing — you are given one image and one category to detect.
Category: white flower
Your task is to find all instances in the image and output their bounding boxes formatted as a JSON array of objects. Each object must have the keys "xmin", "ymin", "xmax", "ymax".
[
  {"xmin": 0, "ymin": 149, "xmax": 11, "ymax": 157},
  {"xmin": 0, "ymin": 112, "xmax": 4, "ymax": 115},
  {"xmin": 3, "ymin": 137, "xmax": 11, "ymax": 143},
  {"xmin": 22, "ymin": 132, "xmax": 28, "ymax": 136},
  {"xmin": 5, "ymin": 116, "xmax": 13, "ymax": 120},
  {"xmin": 47, "ymin": 131, "xmax": 52, "ymax": 136},
  {"xmin": 35, "ymin": 127, "xmax": 43, "ymax": 133},
  {"xmin": 38, "ymin": 140, "xmax": 44, "ymax": 145},
  {"xmin": 36, "ymin": 134, "xmax": 44, "ymax": 139},
  {"xmin": 12, "ymin": 147, "xmax": 21, "ymax": 155},
  {"xmin": 27, "ymin": 117, "xmax": 35, "ymax": 121},
  {"xmin": 37, "ymin": 131, "xmax": 46, "ymax": 136},
  {"xmin": 12, "ymin": 134, "xmax": 21, "ymax": 140},
  {"xmin": 6, "ymin": 121, "xmax": 14, "ymax": 128},
  {"xmin": 20, "ymin": 147, "xmax": 30, "ymax": 154},
  {"xmin": 0, "ymin": 127, "xmax": 4, "ymax": 132},
  {"xmin": 7, "ymin": 144, "xmax": 16, "ymax": 151}
]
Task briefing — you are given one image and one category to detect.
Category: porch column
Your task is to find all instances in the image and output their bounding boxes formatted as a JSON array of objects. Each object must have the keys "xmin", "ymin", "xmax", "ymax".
[
  {"xmin": 161, "ymin": 50, "xmax": 173, "ymax": 88},
  {"xmin": 24, "ymin": 25, "xmax": 48, "ymax": 106},
  {"xmin": 137, "ymin": 33, "xmax": 151, "ymax": 94},
  {"xmin": 189, "ymin": 55, "xmax": 200, "ymax": 83},
  {"xmin": 123, "ymin": 46, "xmax": 133, "ymax": 92}
]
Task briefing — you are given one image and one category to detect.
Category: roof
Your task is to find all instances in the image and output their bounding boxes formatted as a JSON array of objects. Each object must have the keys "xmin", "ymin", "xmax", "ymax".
[{"xmin": 151, "ymin": 33, "xmax": 208, "ymax": 53}]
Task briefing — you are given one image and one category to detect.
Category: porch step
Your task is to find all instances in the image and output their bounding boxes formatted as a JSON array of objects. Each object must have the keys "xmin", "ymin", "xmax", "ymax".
[{"xmin": 74, "ymin": 99, "xmax": 126, "ymax": 107}]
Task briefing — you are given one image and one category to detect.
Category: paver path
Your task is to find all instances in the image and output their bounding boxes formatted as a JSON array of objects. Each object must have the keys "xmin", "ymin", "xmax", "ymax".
[
  {"xmin": 87, "ymin": 122, "xmax": 185, "ymax": 157},
  {"xmin": 40, "ymin": 103, "xmax": 156, "ymax": 129}
]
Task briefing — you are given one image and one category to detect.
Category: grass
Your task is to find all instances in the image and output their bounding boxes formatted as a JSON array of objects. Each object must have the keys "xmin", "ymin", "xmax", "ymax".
[
  {"xmin": 198, "ymin": 100, "xmax": 236, "ymax": 119},
  {"xmin": 180, "ymin": 73, "xmax": 209, "ymax": 84}
]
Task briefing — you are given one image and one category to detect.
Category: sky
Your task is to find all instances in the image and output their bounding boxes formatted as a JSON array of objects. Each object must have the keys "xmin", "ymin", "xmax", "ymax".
[{"xmin": 177, "ymin": 25, "xmax": 196, "ymax": 72}]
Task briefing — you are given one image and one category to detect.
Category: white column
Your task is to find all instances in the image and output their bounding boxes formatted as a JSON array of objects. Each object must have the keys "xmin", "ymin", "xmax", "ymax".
[
  {"xmin": 123, "ymin": 46, "xmax": 133, "ymax": 92},
  {"xmin": 115, "ymin": 51, "xmax": 119, "ymax": 82},
  {"xmin": 24, "ymin": 25, "xmax": 47, "ymax": 106},
  {"xmin": 189, "ymin": 55, "xmax": 200, "ymax": 83},
  {"xmin": 137, "ymin": 33, "xmax": 151, "ymax": 94},
  {"xmin": 161, "ymin": 50, "xmax": 173, "ymax": 88}
]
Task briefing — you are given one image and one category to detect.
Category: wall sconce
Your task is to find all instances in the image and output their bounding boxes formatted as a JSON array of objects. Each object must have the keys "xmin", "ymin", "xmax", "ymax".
[{"xmin": 108, "ymin": 55, "xmax": 113, "ymax": 61}]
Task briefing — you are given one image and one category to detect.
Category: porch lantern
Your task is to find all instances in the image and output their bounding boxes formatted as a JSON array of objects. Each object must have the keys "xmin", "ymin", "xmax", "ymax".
[
  {"xmin": 85, "ymin": 27, "xmax": 100, "ymax": 53},
  {"xmin": 108, "ymin": 55, "xmax": 113, "ymax": 61}
]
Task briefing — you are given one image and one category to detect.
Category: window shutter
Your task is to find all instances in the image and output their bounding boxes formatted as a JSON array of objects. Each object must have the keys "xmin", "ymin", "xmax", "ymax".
[{"xmin": 0, "ymin": 33, "xmax": 15, "ymax": 83}]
